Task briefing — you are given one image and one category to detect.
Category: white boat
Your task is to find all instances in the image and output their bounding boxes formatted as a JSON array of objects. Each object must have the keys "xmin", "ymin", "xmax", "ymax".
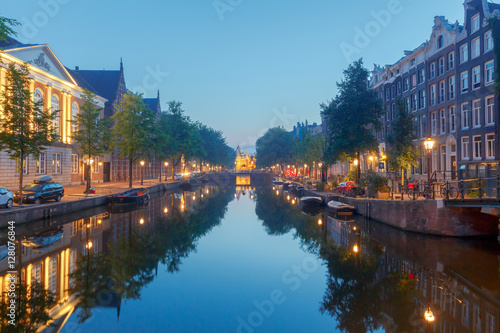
[
  {"xmin": 299, "ymin": 196, "xmax": 323, "ymax": 206},
  {"xmin": 327, "ymin": 200, "xmax": 355, "ymax": 214},
  {"xmin": 272, "ymin": 177, "xmax": 283, "ymax": 185}
]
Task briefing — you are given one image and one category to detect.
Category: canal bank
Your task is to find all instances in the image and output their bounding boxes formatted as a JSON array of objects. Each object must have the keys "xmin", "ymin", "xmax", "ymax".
[
  {"xmin": 0, "ymin": 181, "xmax": 181, "ymax": 228},
  {"xmin": 302, "ymin": 189, "xmax": 499, "ymax": 237}
]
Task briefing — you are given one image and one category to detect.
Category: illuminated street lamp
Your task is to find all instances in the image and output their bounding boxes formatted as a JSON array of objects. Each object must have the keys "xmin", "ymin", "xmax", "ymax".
[
  {"xmin": 353, "ymin": 244, "xmax": 359, "ymax": 253},
  {"xmin": 424, "ymin": 137, "xmax": 435, "ymax": 184},
  {"xmin": 140, "ymin": 160, "xmax": 145, "ymax": 185},
  {"xmin": 161, "ymin": 161, "xmax": 168, "ymax": 182},
  {"xmin": 424, "ymin": 306, "xmax": 435, "ymax": 323}
]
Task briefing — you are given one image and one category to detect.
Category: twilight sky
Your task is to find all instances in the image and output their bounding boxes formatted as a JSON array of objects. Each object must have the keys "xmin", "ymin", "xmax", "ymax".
[{"xmin": 2, "ymin": 0, "xmax": 466, "ymax": 152}]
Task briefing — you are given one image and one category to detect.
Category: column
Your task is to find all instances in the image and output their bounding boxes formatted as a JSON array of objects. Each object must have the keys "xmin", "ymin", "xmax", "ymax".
[
  {"xmin": 44, "ymin": 257, "xmax": 50, "ymax": 290},
  {"xmin": 66, "ymin": 93, "xmax": 72, "ymax": 143},
  {"xmin": 46, "ymin": 84, "xmax": 52, "ymax": 115},
  {"xmin": 62, "ymin": 92, "xmax": 67, "ymax": 143},
  {"xmin": 60, "ymin": 250, "xmax": 65, "ymax": 300}
]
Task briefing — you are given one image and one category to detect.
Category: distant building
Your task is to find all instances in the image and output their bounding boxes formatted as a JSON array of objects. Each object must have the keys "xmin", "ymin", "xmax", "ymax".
[
  {"xmin": 291, "ymin": 121, "xmax": 323, "ymax": 140},
  {"xmin": 235, "ymin": 146, "xmax": 256, "ymax": 171}
]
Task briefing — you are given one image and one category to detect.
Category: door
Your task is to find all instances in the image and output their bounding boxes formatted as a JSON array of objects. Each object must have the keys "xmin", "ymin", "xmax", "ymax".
[
  {"xmin": 103, "ymin": 162, "xmax": 111, "ymax": 183},
  {"xmin": 450, "ymin": 155, "xmax": 457, "ymax": 180}
]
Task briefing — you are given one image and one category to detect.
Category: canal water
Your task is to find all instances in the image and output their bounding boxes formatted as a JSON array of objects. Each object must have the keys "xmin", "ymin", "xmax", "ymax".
[{"xmin": 1, "ymin": 185, "xmax": 499, "ymax": 332}]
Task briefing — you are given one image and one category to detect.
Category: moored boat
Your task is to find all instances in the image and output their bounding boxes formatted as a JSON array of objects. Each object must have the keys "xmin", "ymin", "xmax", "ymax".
[
  {"xmin": 272, "ymin": 177, "xmax": 284, "ymax": 185},
  {"xmin": 327, "ymin": 200, "xmax": 355, "ymax": 214},
  {"xmin": 22, "ymin": 226, "xmax": 63, "ymax": 249},
  {"xmin": 107, "ymin": 188, "xmax": 150, "ymax": 206},
  {"xmin": 299, "ymin": 196, "xmax": 323, "ymax": 206}
]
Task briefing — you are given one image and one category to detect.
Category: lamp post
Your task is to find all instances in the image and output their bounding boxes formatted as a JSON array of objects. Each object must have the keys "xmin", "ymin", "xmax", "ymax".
[
  {"xmin": 353, "ymin": 159, "xmax": 359, "ymax": 184},
  {"xmin": 369, "ymin": 156, "xmax": 374, "ymax": 171},
  {"xmin": 164, "ymin": 162, "xmax": 169, "ymax": 181},
  {"xmin": 424, "ymin": 137, "xmax": 435, "ymax": 184},
  {"xmin": 319, "ymin": 162, "xmax": 323, "ymax": 181},
  {"xmin": 140, "ymin": 160, "xmax": 145, "ymax": 185}
]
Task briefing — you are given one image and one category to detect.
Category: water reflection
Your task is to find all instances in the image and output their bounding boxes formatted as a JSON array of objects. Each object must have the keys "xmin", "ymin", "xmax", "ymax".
[
  {"xmin": 0, "ymin": 186, "xmax": 233, "ymax": 331},
  {"xmin": 1, "ymin": 185, "xmax": 499, "ymax": 332}
]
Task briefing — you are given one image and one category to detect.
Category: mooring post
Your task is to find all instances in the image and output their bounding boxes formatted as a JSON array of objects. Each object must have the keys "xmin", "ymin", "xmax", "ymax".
[
  {"xmin": 478, "ymin": 177, "xmax": 482, "ymax": 199},
  {"xmin": 460, "ymin": 179, "xmax": 465, "ymax": 199}
]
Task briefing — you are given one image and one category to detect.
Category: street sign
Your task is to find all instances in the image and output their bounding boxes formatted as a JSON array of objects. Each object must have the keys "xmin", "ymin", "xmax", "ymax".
[{"xmin": 379, "ymin": 162, "xmax": 384, "ymax": 170}]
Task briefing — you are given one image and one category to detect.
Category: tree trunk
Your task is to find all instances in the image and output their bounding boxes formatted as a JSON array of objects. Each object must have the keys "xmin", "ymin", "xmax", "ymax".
[
  {"xmin": 129, "ymin": 158, "xmax": 133, "ymax": 188},
  {"xmin": 86, "ymin": 154, "xmax": 91, "ymax": 194},
  {"xmin": 172, "ymin": 159, "xmax": 175, "ymax": 180},
  {"xmin": 357, "ymin": 151, "xmax": 361, "ymax": 185},
  {"xmin": 18, "ymin": 152, "xmax": 23, "ymax": 206},
  {"xmin": 401, "ymin": 167, "xmax": 405, "ymax": 188}
]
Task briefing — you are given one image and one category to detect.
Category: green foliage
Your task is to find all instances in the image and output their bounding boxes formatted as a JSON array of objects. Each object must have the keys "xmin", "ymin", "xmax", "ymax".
[
  {"xmin": 0, "ymin": 16, "xmax": 19, "ymax": 44},
  {"xmin": 386, "ymin": 98, "xmax": 420, "ymax": 172},
  {"xmin": 359, "ymin": 170, "xmax": 387, "ymax": 189},
  {"xmin": 0, "ymin": 62, "xmax": 57, "ymax": 200},
  {"xmin": 161, "ymin": 101, "xmax": 195, "ymax": 168},
  {"xmin": 347, "ymin": 166, "xmax": 358, "ymax": 182},
  {"xmin": 197, "ymin": 123, "xmax": 234, "ymax": 168},
  {"xmin": 315, "ymin": 181, "xmax": 325, "ymax": 191},
  {"xmin": 256, "ymin": 127, "xmax": 296, "ymax": 168},
  {"xmin": 111, "ymin": 92, "xmax": 155, "ymax": 187},
  {"xmin": 296, "ymin": 130, "xmax": 325, "ymax": 166},
  {"xmin": 322, "ymin": 59, "xmax": 384, "ymax": 165}
]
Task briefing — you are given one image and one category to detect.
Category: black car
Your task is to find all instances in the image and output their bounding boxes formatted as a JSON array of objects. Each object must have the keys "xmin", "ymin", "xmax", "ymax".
[{"xmin": 14, "ymin": 182, "xmax": 65, "ymax": 204}]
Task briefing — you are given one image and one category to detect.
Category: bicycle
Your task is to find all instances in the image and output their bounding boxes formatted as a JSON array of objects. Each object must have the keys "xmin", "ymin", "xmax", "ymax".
[
  {"xmin": 407, "ymin": 182, "xmax": 433, "ymax": 200},
  {"xmin": 440, "ymin": 182, "xmax": 459, "ymax": 199}
]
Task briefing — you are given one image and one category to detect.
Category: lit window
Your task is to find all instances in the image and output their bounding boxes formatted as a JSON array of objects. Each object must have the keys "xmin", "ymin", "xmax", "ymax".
[
  {"xmin": 36, "ymin": 152, "xmax": 46, "ymax": 174},
  {"xmin": 71, "ymin": 102, "xmax": 79, "ymax": 136},
  {"xmin": 71, "ymin": 154, "xmax": 79, "ymax": 174},
  {"xmin": 51, "ymin": 94, "xmax": 60, "ymax": 136},
  {"xmin": 53, "ymin": 152, "xmax": 62, "ymax": 174}
]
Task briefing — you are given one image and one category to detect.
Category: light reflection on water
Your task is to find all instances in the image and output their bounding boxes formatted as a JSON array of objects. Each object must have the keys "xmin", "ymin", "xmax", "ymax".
[{"xmin": 0, "ymin": 185, "xmax": 498, "ymax": 333}]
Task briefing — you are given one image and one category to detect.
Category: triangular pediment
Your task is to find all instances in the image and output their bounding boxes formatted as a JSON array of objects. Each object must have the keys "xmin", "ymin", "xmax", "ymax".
[{"xmin": 5, "ymin": 45, "xmax": 76, "ymax": 84}]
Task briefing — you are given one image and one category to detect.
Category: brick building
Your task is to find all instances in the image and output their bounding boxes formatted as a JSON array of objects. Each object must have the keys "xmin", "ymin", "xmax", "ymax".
[{"xmin": 369, "ymin": 0, "xmax": 500, "ymax": 183}]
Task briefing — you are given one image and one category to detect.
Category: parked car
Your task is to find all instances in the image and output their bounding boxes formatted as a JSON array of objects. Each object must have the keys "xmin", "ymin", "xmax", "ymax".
[
  {"xmin": 337, "ymin": 181, "xmax": 356, "ymax": 194},
  {"xmin": 0, "ymin": 187, "xmax": 14, "ymax": 208},
  {"xmin": 14, "ymin": 178, "xmax": 64, "ymax": 204}
]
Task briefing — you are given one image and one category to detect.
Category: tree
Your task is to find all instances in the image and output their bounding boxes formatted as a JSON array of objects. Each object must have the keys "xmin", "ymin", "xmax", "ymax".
[
  {"xmin": 386, "ymin": 98, "xmax": 420, "ymax": 185},
  {"xmin": 256, "ymin": 127, "xmax": 296, "ymax": 175},
  {"xmin": 196, "ymin": 123, "xmax": 233, "ymax": 169},
  {"xmin": 297, "ymin": 131, "xmax": 325, "ymax": 179},
  {"xmin": 0, "ymin": 16, "xmax": 19, "ymax": 44},
  {"xmin": 162, "ymin": 101, "xmax": 195, "ymax": 178},
  {"xmin": 0, "ymin": 63, "xmax": 57, "ymax": 205},
  {"xmin": 72, "ymin": 88, "xmax": 111, "ymax": 193},
  {"xmin": 111, "ymin": 92, "xmax": 155, "ymax": 188},
  {"xmin": 322, "ymin": 59, "xmax": 383, "ymax": 182}
]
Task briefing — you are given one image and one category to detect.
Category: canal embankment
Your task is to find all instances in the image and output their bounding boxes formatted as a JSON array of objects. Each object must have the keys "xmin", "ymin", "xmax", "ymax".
[
  {"xmin": 303, "ymin": 189, "xmax": 499, "ymax": 237},
  {"xmin": 0, "ymin": 181, "xmax": 181, "ymax": 228}
]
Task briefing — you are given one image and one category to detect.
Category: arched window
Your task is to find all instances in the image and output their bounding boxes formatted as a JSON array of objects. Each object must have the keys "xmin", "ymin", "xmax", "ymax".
[
  {"xmin": 51, "ymin": 94, "xmax": 60, "ymax": 136},
  {"xmin": 34, "ymin": 88, "xmax": 44, "ymax": 111},
  {"xmin": 71, "ymin": 102, "xmax": 79, "ymax": 135},
  {"xmin": 437, "ymin": 36, "xmax": 443, "ymax": 49}
]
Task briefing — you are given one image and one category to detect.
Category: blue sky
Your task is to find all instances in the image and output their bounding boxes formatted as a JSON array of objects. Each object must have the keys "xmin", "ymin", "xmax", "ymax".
[{"xmin": 2, "ymin": 0, "xmax": 466, "ymax": 152}]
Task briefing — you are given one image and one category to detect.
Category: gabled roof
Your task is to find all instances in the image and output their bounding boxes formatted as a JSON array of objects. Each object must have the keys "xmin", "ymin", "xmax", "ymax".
[{"xmin": 143, "ymin": 90, "xmax": 161, "ymax": 113}]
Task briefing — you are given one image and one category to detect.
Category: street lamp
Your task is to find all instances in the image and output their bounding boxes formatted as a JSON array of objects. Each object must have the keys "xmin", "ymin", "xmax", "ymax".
[
  {"xmin": 424, "ymin": 305, "xmax": 435, "ymax": 323},
  {"xmin": 424, "ymin": 137, "xmax": 435, "ymax": 184},
  {"xmin": 163, "ymin": 162, "xmax": 169, "ymax": 181},
  {"xmin": 369, "ymin": 156, "xmax": 373, "ymax": 171},
  {"xmin": 140, "ymin": 160, "xmax": 145, "ymax": 185}
]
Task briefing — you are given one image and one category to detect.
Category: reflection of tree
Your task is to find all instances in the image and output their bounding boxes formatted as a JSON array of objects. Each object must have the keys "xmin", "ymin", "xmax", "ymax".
[
  {"xmin": 319, "ymin": 240, "xmax": 417, "ymax": 333},
  {"xmin": 0, "ymin": 282, "xmax": 53, "ymax": 332},
  {"xmin": 254, "ymin": 187, "xmax": 323, "ymax": 253}
]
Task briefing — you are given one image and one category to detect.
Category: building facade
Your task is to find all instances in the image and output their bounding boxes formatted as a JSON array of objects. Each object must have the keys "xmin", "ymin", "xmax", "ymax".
[
  {"xmin": 0, "ymin": 37, "xmax": 107, "ymax": 189},
  {"xmin": 369, "ymin": 0, "xmax": 500, "ymax": 183}
]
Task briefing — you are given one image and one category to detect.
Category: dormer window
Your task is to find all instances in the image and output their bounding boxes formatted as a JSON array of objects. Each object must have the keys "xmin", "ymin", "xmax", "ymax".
[
  {"xmin": 437, "ymin": 36, "xmax": 444, "ymax": 48},
  {"xmin": 411, "ymin": 59, "xmax": 416, "ymax": 66},
  {"xmin": 471, "ymin": 14, "xmax": 480, "ymax": 33}
]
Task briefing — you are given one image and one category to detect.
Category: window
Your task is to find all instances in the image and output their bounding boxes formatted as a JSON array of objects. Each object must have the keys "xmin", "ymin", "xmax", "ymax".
[
  {"xmin": 405, "ymin": 97, "xmax": 410, "ymax": 112},
  {"xmin": 48, "ymin": 257, "xmax": 57, "ymax": 294},
  {"xmin": 448, "ymin": 51, "xmax": 455, "ymax": 69},
  {"xmin": 461, "ymin": 103, "xmax": 470, "ymax": 129},
  {"xmin": 440, "ymin": 145, "xmax": 446, "ymax": 172},
  {"xmin": 53, "ymin": 152, "xmax": 61, "ymax": 174},
  {"xmin": 385, "ymin": 88, "xmax": 390, "ymax": 101},
  {"xmin": 71, "ymin": 154, "xmax": 79, "ymax": 174},
  {"xmin": 418, "ymin": 68, "xmax": 425, "ymax": 84},
  {"xmin": 460, "ymin": 43, "xmax": 469, "ymax": 63},
  {"xmin": 391, "ymin": 103, "xmax": 396, "ymax": 119},
  {"xmin": 486, "ymin": 312, "xmax": 496, "ymax": 333},
  {"xmin": 397, "ymin": 81, "xmax": 401, "ymax": 95},
  {"xmin": 411, "ymin": 58, "xmax": 416, "ymax": 66},
  {"xmin": 391, "ymin": 85, "xmax": 395, "ymax": 99},
  {"xmin": 404, "ymin": 77, "xmax": 410, "ymax": 91},
  {"xmin": 419, "ymin": 115, "xmax": 426, "ymax": 138},
  {"xmin": 472, "ymin": 66, "xmax": 481, "ymax": 89},
  {"xmin": 36, "ymin": 152, "xmax": 46, "ymax": 174},
  {"xmin": 419, "ymin": 89, "xmax": 426, "ymax": 109},
  {"xmin": 15, "ymin": 156, "xmax": 28, "ymax": 175},
  {"xmin": 485, "ymin": 30, "xmax": 494, "ymax": 52},
  {"xmin": 431, "ymin": 112, "xmax": 437, "ymax": 136},
  {"xmin": 92, "ymin": 156, "xmax": 100, "ymax": 173},
  {"xmin": 448, "ymin": 76, "xmax": 455, "ymax": 99},
  {"xmin": 71, "ymin": 102, "xmax": 79, "ymax": 136},
  {"xmin": 471, "ymin": 37, "xmax": 480, "ymax": 58},
  {"xmin": 411, "ymin": 74, "xmax": 417, "ymax": 89},
  {"xmin": 473, "ymin": 135, "xmax": 482, "ymax": 159},
  {"xmin": 449, "ymin": 106, "xmax": 456, "ymax": 133},
  {"xmin": 485, "ymin": 60, "xmax": 494, "ymax": 84},
  {"xmin": 473, "ymin": 99, "xmax": 481, "ymax": 128},
  {"xmin": 34, "ymin": 88, "xmax": 44, "ymax": 111},
  {"xmin": 429, "ymin": 62, "xmax": 436, "ymax": 79},
  {"xmin": 430, "ymin": 84, "xmax": 436, "ymax": 106},
  {"xmin": 462, "ymin": 137, "xmax": 470, "ymax": 160},
  {"xmin": 486, "ymin": 96, "xmax": 494, "ymax": 126},
  {"xmin": 439, "ymin": 80, "xmax": 445, "ymax": 103},
  {"xmin": 440, "ymin": 109, "xmax": 446, "ymax": 134},
  {"xmin": 471, "ymin": 13, "xmax": 480, "ymax": 33},
  {"xmin": 439, "ymin": 57, "xmax": 445, "ymax": 75},
  {"xmin": 411, "ymin": 93, "xmax": 417, "ymax": 111},
  {"xmin": 461, "ymin": 71, "xmax": 469, "ymax": 92},
  {"xmin": 486, "ymin": 134, "xmax": 495, "ymax": 159},
  {"xmin": 51, "ymin": 94, "xmax": 60, "ymax": 136},
  {"xmin": 386, "ymin": 106, "xmax": 390, "ymax": 121},
  {"xmin": 462, "ymin": 300, "xmax": 470, "ymax": 327},
  {"xmin": 437, "ymin": 35, "xmax": 443, "ymax": 48}
]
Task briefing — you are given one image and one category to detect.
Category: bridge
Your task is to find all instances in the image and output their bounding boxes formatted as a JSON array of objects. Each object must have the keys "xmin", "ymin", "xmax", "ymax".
[
  {"xmin": 440, "ymin": 176, "xmax": 500, "ymax": 209},
  {"xmin": 201, "ymin": 172, "xmax": 275, "ymax": 187}
]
